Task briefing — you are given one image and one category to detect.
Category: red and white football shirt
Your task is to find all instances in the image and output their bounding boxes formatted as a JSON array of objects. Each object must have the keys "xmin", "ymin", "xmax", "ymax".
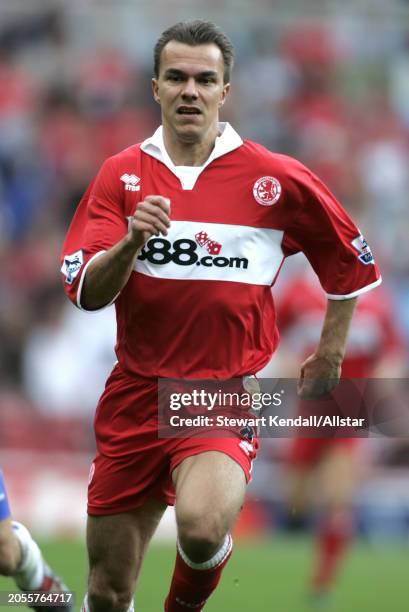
[{"xmin": 61, "ymin": 123, "xmax": 381, "ymax": 380}]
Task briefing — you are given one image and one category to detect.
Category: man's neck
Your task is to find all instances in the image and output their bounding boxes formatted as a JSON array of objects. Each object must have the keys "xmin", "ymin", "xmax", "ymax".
[{"xmin": 163, "ymin": 124, "xmax": 219, "ymax": 167}]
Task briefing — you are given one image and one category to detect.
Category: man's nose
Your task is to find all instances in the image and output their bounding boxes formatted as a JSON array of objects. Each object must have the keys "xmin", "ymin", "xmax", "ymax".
[{"xmin": 181, "ymin": 77, "xmax": 198, "ymax": 99}]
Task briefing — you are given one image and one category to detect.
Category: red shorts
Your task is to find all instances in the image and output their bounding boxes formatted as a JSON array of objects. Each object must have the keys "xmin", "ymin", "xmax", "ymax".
[
  {"xmin": 88, "ymin": 364, "xmax": 258, "ymax": 515},
  {"xmin": 288, "ymin": 437, "xmax": 359, "ymax": 467}
]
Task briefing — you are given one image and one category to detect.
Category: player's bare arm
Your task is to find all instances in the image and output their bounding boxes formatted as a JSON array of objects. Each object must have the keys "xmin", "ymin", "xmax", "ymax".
[
  {"xmin": 82, "ymin": 196, "xmax": 170, "ymax": 310},
  {"xmin": 297, "ymin": 297, "xmax": 357, "ymax": 399}
]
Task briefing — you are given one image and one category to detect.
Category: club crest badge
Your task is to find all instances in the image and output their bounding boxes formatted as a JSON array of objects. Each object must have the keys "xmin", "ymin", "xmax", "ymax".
[{"xmin": 253, "ymin": 176, "xmax": 282, "ymax": 206}]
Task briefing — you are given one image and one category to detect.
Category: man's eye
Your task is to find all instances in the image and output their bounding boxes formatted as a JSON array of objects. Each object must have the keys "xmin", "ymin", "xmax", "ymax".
[{"xmin": 168, "ymin": 75, "xmax": 182, "ymax": 82}]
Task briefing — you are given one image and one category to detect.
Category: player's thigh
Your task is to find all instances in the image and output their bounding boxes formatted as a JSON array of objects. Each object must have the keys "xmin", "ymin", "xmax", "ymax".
[
  {"xmin": 317, "ymin": 443, "xmax": 359, "ymax": 509},
  {"xmin": 87, "ymin": 498, "xmax": 167, "ymax": 591},
  {"xmin": 173, "ymin": 451, "xmax": 246, "ymax": 532}
]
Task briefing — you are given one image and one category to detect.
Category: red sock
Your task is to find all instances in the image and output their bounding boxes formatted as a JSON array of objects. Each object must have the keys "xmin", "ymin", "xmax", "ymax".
[
  {"xmin": 311, "ymin": 513, "xmax": 353, "ymax": 591},
  {"xmin": 164, "ymin": 534, "xmax": 233, "ymax": 611}
]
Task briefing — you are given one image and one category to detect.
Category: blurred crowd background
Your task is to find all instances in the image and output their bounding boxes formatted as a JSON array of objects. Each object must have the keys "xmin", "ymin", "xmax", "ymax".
[{"xmin": 0, "ymin": 0, "xmax": 409, "ymax": 539}]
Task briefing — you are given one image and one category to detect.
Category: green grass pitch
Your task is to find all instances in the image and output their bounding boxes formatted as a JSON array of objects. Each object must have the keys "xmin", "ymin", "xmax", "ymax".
[{"xmin": 0, "ymin": 536, "xmax": 408, "ymax": 611}]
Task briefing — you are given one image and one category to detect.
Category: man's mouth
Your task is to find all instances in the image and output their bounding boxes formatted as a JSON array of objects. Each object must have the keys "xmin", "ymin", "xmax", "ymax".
[{"xmin": 176, "ymin": 106, "xmax": 202, "ymax": 115}]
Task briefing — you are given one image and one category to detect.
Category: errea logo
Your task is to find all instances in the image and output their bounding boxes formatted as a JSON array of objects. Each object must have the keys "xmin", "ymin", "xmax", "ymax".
[{"xmin": 120, "ymin": 174, "xmax": 140, "ymax": 191}]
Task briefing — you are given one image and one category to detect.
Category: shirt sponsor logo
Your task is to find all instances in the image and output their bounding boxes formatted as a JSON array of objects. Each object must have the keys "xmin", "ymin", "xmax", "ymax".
[
  {"xmin": 138, "ymin": 235, "xmax": 248, "ymax": 270},
  {"xmin": 351, "ymin": 234, "xmax": 374, "ymax": 265},
  {"xmin": 61, "ymin": 249, "xmax": 84, "ymax": 284},
  {"xmin": 120, "ymin": 173, "xmax": 141, "ymax": 191},
  {"xmin": 253, "ymin": 176, "xmax": 282, "ymax": 206},
  {"xmin": 133, "ymin": 220, "xmax": 285, "ymax": 285},
  {"xmin": 195, "ymin": 231, "xmax": 222, "ymax": 255}
]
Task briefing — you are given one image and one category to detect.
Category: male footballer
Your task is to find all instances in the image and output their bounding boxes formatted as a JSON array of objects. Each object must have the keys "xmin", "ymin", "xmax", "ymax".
[{"xmin": 61, "ymin": 20, "xmax": 381, "ymax": 612}]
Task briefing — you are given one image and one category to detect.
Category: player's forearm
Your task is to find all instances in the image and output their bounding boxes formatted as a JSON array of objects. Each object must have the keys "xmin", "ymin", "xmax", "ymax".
[
  {"xmin": 316, "ymin": 297, "xmax": 357, "ymax": 362},
  {"xmin": 81, "ymin": 195, "xmax": 171, "ymax": 310},
  {"xmin": 81, "ymin": 233, "xmax": 141, "ymax": 310}
]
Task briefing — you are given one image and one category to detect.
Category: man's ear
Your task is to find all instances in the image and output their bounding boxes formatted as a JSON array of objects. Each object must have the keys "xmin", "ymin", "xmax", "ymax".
[
  {"xmin": 219, "ymin": 83, "xmax": 231, "ymax": 107},
  {"xmin": 151, "ymin": 78, "xmax": 160, "ymax": 103}
]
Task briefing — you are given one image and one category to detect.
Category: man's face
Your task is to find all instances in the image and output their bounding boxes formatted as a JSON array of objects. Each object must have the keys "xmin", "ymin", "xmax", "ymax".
[{"xmin": 152, "ymin": 41, "xmax": 230, "ymax": 143}]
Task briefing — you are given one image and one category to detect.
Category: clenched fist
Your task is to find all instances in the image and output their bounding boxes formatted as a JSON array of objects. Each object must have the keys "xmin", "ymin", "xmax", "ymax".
[{"xmin": 129, "ymin": 196, "xmax": 171, "ymax": 250}]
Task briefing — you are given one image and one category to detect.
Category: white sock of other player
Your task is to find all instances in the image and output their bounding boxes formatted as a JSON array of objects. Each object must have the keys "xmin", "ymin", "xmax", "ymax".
[
  {"xmin": 11, "ymin": 521, "xmax": 45, "ymax": 590},
  {"xmin": 81, "ymin": 593, "xmax": 135, "ymax": 611}
]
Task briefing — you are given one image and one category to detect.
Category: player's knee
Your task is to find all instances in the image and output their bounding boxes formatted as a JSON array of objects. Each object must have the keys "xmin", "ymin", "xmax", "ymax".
[
  {"xmin": 0, "ymin": 541, "xmax": 20, "ymax": 575},
  {"xmin": 87, "ymin": 588, "xmax": 133, "ymax": 612},
  {"xmin": 177, "ymin": 510, "xmax": 228, "ymax": 561},
  {"xmin": 88, "ymin": 576, "xmax": 133, "ymax": 612}
]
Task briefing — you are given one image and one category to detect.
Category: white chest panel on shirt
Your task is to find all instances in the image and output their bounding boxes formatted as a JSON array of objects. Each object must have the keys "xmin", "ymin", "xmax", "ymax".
[{"xmin": 131, "ymin": 220, "xmax": 284, "ymax": 286}]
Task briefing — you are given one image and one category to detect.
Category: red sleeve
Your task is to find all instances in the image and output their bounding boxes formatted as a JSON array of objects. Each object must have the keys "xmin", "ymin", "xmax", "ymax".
[
  {"xmin": 281, "ymin": 162, "xmax": 381, "ymax": 299},
  {"xmin": 60, "ymin": 155, "xmax": 127, "ymax": 309}
]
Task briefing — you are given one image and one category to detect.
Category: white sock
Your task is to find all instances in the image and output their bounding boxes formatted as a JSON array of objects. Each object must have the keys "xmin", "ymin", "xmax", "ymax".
[
  {"xmin": 177, "ymin": 533, "xmax": 233, "ymax": 570},
  {"xmin": 81, "ymin": 593, "xmax": 135, "ymax": 611},
  {"xmin": 81, "ymin": 594, "xmax": 89, "ymax": 612},
  {"xmin": 11, "ymin": 521, "xmax": 45, "ymax": 590}
]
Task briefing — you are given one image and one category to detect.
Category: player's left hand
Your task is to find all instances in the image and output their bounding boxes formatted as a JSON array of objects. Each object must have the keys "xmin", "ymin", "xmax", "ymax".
[{"xmin": 297, "ymin": 353, "xmax": 341, "ymax": 399}]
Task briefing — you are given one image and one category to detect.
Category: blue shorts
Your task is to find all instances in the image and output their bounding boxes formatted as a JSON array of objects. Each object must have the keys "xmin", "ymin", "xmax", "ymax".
[{"xmin": 0, "ymin": 470, "xmax": 11, "ymax": 521}]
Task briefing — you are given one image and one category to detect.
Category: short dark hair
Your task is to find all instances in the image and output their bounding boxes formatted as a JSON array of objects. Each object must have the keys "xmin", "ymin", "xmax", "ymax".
[{"xmin": 154, "ymin": 20, "xmax": 235, "ymax": 84}]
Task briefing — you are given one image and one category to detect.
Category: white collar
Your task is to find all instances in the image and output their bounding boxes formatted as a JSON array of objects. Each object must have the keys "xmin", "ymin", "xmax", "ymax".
[{"xmin": 140, "ymin": 122, "xmax": 243, "ymax": 190}]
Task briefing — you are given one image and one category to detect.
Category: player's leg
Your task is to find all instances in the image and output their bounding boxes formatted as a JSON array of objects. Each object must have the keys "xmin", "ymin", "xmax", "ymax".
[
  {"xmin": 0, "ymin": 517, "xmax": 21, "ymax": 575},
  {"xmin": 284, "ymin": 465, "xmax": 313, "ymax": 531},
  {"xmin": 174, "ymin": 451, "xmax": 245, "ymax": 561},
  {"xmin": 84, "ymin": 369, "xmax": 179, "ymax": 611},
  {"xmin": 283, "ymin": 438, "xmax": 320, "ymax": 531},
  {"xmin": 310, "ymin": 442, "xmax": 358, "ymax": 598},
  {"xmin": 0, "ymin": 470, "xmax": 72, "ymax": 610},
  {"xmin": 0, "ymin": 519, "xmax": 54, "ymax": 596},
  {"xmin": 165, "ymin": 450, "xmax": 248, "ymax": 611},
  {"xmin": 84, "ymin": 498, "xmax": 167, "ymax": 612}
]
